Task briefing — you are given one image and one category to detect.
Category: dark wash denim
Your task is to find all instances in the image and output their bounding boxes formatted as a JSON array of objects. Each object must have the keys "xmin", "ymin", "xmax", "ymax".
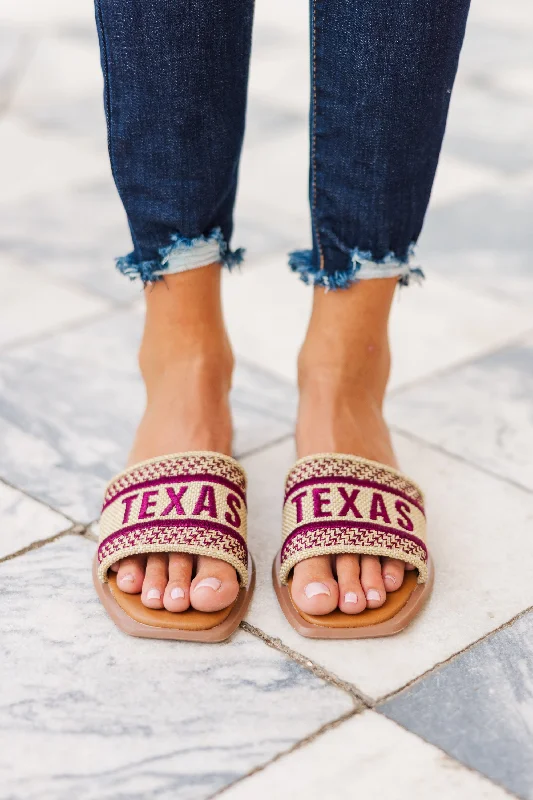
[{"xmin": 94, "ymin": 0, "xmax": 470, "ymax": 288}]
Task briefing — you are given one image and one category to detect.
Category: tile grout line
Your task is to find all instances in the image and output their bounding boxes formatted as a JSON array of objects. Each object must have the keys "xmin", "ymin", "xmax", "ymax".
[
  {"xmin": 390, "ymin": 425, "xmax": 533, "ymax": 497},
  {"xmin": 389, "ymin": 323, "xmax": 533, "ymax": 400},
  {"xmin": 0, "ymin": 474, "xmax": 77, "ymax": 523},
  {"xmin": 0, "ymin": 295, "xmax": 139, "ymax": 356},
  {"xmin": 207, "ymin": 707, "xmax": 361, "ymax": 799},
  {"xmin": 0, "ymin": 522, "xmax": 87, "ymax": 565},
  {"xmin": 376, "ymin": 599, "xmax": 533, "ymax": 708},
  {"xmin": 379, "ymin": 716, "xmax": 520, "ymax": 800},
  {"xmin": 240, "ymin": 620, "xmax": 371, "ymax": 705}
]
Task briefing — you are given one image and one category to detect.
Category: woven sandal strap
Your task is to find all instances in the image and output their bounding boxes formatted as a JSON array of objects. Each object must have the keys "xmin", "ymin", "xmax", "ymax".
[
  {"xmin": 280, "ymin": 453, "xmax": 427, "ymax": 586},
  {"xmin": 97, "ymin": 452, "xmax": 248, "ymax": 587}
]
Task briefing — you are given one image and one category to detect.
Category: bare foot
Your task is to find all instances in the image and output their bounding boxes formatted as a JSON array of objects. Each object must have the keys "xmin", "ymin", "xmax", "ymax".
[
  {"xmin": 290, "ymin": 277, "xmax": 413, "ymax": 616},
  {"xmin": 111, "ymin": 265, "xmax": 240, "ymax": 613}
]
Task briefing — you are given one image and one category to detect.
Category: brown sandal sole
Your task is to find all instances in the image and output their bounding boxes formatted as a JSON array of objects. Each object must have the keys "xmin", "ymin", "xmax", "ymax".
[
  {"xmin": 93, "ymin": 553, "xmax": 255, "ymax": 642},
  {"xmin": 273, "ymin": 552, "xmax": 433, "ymax": 639}
]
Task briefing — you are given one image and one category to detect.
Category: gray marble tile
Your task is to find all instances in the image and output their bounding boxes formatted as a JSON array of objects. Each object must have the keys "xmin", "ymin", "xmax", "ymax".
[
  {"xmin": 0, "ymin": 307, "xmax": 296, "ymax": 522},
  {"xmin": 419, "ymin": 180, "xmax": 533, "ymax": 308},
  {"xmin": 0, "ymin": 480, "xmax": 70, "ymax": 559},
  {"xmin": 0, "ymin": 536, "xmax": 354, "ymax": 800},
  {"xmin": 381, "ymin": 611, "xmax": 533, "ymax": 799},
  {"xmin": 388, "ymin": 334, "xmax": 533, "ymax": 491}
]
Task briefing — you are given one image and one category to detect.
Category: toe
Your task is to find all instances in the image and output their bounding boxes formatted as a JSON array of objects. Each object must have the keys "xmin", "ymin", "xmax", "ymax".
[
  {"xmin": 116, "ymin": 555, "xmax": 146, "ymax": 594},
  {"xmin": 336, "ymin": 554, "xmax": 367, "ymax": 614},
  {"xmin": 141, "ymin": 553, "xmax": 168, "ymax": 608},
  {"xmin": 164, "ymin": 552, "xmax": 193, "ymax": 612},
  {"xmin": 360, "ymin": 554, "xmax": 386, "ymax": 608},
  {"xmin": 382, "ymin": 557, "xmax": 405, "ymax": 592},
  {"xmin": 291, "ymin": 555, "xmax": 338, "ymax": 615},
  {"xmin": 190, "ymin": 556, "xmax": 239, "ymax": 612}
]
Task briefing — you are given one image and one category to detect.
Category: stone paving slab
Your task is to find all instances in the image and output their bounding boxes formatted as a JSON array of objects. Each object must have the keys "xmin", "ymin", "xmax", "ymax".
[
  {"xmin": 0, "ymin": 535, "xmax": 355, "ymax": 800},
  {"xmin": 221, "ymin": 710, "xmax": 512, "ymax": 800},
  {"xmin": 0, "ymin": 307, "xmax": 296, "ymax": 521},
  {"xmin": 381, "ymin": 611, "xmax": 533, "ymax": 799},
  {"xmin": 389, "ymin": 333, "xmax": 533, "ymax": 491},
  {"xmin": 0, "ymin": 480, "xmax": 70, "ymax": 559}
]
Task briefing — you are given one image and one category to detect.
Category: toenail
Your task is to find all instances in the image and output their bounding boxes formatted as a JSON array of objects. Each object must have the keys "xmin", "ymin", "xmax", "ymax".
[
  {"xmin": 194, "ymin": 577, "xmax": 221, "ymax": 592},
  {"xmin": 384, "ymin": 574, "xmax": 397, "ymax": 585},
  {"xmin": 170, "ymin": 586, "xmax": 185, "ymax": 600},
  {"xmin": 344, "ymin": 591, "xmax": 358, "ymax": 604},
  {"xmin": 147, "ymin": 588, "xmax": 161, "ymax": 600},
  {"xmin": 119, "ymin": 573, "xmax": 134, "ymax": 584},
  {"xmin": 304, "ymin": 582, "xmax": 331, "ymax": 599},
  {"xmin": 366, "ymin": 589, "xmax": 381, "ymax": 601}
]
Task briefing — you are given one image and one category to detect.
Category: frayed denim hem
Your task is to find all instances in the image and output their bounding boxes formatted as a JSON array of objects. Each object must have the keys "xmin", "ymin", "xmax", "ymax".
[
  {"xmin": 289, "ymin": 245, "xmax": 424, "ymax": 290},
  {"xmin": 116, "ymin": 227, "xmax": 245, "ymax": 283}
]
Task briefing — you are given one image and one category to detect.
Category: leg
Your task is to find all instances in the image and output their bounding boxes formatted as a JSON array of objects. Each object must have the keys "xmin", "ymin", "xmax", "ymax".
[
  {"xmin": 291, "ymin": 0, "xmax": 470, "ymax": 615},
  {"xmin": 94, "ymin": 0, "xmax": 254, "ymax": 611}
]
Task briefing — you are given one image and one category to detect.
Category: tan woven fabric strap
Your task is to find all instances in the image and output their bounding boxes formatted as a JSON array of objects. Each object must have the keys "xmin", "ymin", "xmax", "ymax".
[
  {"xmin": 97, "ymin": 451, "xmax": 248, "ymax": 587},
  {"xmin": 280, "ymin": 453, "xmax": 427, "ymax": 585}
]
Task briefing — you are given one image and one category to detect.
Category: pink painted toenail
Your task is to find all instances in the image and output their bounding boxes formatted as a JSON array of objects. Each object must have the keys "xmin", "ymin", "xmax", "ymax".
[
  {"xmin": 147, "ymin": 588, "xmax": 161, "ymax": 600},
  {"xmin": 194, "ymin": 577, "xmax": 221, "ymax": 592},
  {"xmin": 366, "ymin": 589, "xmax": 381, "ymax": 601},
  {"xmin": 304, "ymin": 582, "xmax": 330, "ymax": 599},
  {"xmin": 119, "ymin": 573, "xmax": 134, "ymax": 584},
  {"xmin": 170, "ymin": 587, "xmax": 185, "ymax": 600},
  {"xmin": 344, "ymin": 592, "xmax": 358, "ymax": 604},
  {"xmin": 384, "ymin": 574, "xmax": 397, "ymax": 585}
]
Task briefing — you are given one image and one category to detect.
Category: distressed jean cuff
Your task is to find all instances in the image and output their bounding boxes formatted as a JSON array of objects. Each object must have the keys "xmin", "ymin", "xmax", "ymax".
[
  {"xmin": 116, "ymin": 227, "xmax": 244, "ymax": 283},
  {"xmin": 289, "ymin": 244, "xmax": 424, "ymax": 290}
]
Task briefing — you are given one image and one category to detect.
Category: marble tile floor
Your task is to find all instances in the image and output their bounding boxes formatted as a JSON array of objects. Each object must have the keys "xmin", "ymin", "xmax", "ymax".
[{"xmin": 1, "ymin": 0, "xmax": 533, "ymax": 797}]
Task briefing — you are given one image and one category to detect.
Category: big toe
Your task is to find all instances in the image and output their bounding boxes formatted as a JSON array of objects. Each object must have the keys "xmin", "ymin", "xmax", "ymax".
[
  {"xmin": 291, "ymin": 555, "xmax": 338, "ymax": 615},
  {"xmin": 190, "ymin": 556, "xmax": 240, "ymax": 612}
]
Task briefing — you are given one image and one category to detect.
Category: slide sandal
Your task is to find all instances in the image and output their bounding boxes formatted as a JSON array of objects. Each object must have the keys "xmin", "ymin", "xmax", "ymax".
[
  {"xmin": 93, "ymin": 451, "xmax": 254, "ymax": 642},
  {"xmin": 273, "ymin": 453, "xmax": 433, "ymax": 639}
]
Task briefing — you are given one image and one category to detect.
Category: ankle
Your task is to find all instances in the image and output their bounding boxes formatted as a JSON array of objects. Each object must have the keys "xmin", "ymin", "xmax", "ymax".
[{"xmin": 297, "ymin": 334, "xmax": 391, "ymax": 409}]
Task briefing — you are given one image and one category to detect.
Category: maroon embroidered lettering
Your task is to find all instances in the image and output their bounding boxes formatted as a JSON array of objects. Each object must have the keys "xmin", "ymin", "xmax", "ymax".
[
  {"xmin": 161, "ymin": 486, "xmax": 187, "ymax": 516},
  {"xmin": 193, "ymin": 484, "xmax": 217, "ymax": 518},
  {"xmin": 138, "ymin": 490, "xmax": 158, "ymax": 520},
  {"xmin": 337, "ymin": 487, "xmax": 363, "ymax": 518},
  {"xmin": 225, "ymin": 493, "xmax": 242, "ymax": 528},
  {"xmin": 369, "ymin": 492, "xmax": 391, "ymax": 523},
  {"xmin": 291, "ymin": 491, "xmax": 307, "ymax": 524},
  {"xmin": 395, "ymin": 499, "xmax": 414, "ymax": 531},
  {"xmin": 121, "ymin": 493, "xmax": 139, "ymax": 524},
  {"xmin": 312, "ymin": 487, "xmax": 332, "ymax": 518}
]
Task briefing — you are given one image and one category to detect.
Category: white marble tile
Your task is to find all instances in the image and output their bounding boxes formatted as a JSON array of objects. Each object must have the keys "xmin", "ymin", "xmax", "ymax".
[
  {"xmin": 0, "ymin": 257, "xmax": 108, "ymax": 349},
  {"xmin": 223, "ymin": 253, "xmax": 532, "ymax": 391},
  {"xmin": 0, "ymin": 307, "xmax": 295, "ymax": 521},
  {"xmin": 429, "ymin": 153, "xmax": 503, "ymax": 207},
  {"xmin": 11, "ymin": 33, "xmax": 106, "ymax": 146},
  {"xmin": 468, "ymin": 0, "xmax": 533, "ymax": 33},
  {"xmin": 222, "ymin": 710, "xmax": 509, "ymax": 800},
  {"xmin": 389, "ymin": 334, "xmax": 533, "ymax": 491},
  {"xmin": 240, "ymin": 433, "xmax": 533, "ymax": 699},
  {"xmin": 0, "ymin": 177, "xmax": 137, "ymax": 303},
  {"xmin": 0, "ymin": 0, "xmax": 95, "ymax": 29},
  {"xmin": 0, "ymin": 481, "xmax": 69, "ymax": 558},
  {"xmin": 0, "ymin": 535, "xmax": 354, "ymax": 800},
  {"xmin": 0, "ymin": 118, "xmax": 109, "ymax": 201}
]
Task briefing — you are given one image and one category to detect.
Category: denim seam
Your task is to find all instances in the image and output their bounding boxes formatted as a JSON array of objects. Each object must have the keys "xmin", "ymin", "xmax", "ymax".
[
  {"xmin": 310, "ymin": 0, "xmax": 324, "ymax": 270},
  {"xmin": 94, "ymin": 1, "xmax": 143, "ymax": 259}
]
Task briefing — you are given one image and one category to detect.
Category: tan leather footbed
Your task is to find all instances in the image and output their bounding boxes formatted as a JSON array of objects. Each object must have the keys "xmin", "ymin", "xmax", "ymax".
[
  {"xmin": 287, "ymin": 569, "xmax": 418, "ymax": 628},
  {"xmin": 107, "ymin": 572, "xmax": 237, "ymax": 631}
]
